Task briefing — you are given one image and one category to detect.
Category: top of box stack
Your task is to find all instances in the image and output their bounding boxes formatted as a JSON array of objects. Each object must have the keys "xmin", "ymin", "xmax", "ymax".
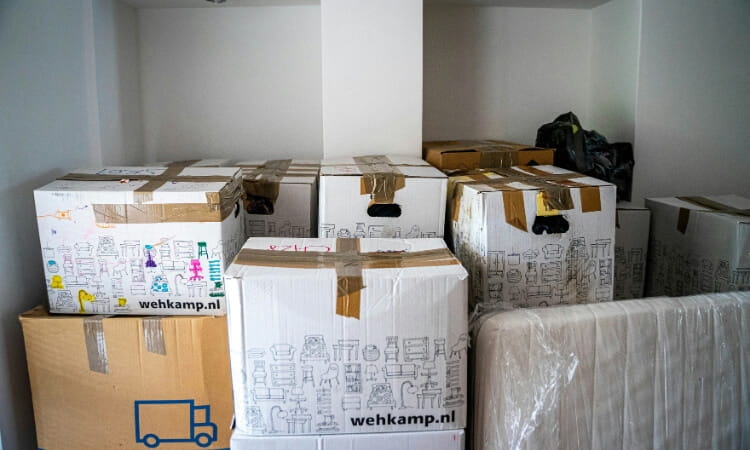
[
  {"xmin": 321, "ymin": 155, "xmax": 445, "ymax": 178},
  {"xmin": 423, "ymin": 140, "xmax": 555, "ymax": 171}
]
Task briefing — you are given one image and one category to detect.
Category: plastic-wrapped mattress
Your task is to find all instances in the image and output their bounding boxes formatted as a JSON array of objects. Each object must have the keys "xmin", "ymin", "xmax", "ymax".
[{"xmin": 472, "ymin": 292, "xmax": 749, "ymax": 450}]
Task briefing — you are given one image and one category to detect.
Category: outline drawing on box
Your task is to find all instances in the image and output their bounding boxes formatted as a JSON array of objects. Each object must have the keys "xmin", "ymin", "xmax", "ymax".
[
  {"xmin": 487, "ymin": 251, "xmax": 505, "ymax": 277},
  {"xmin": 316, "ymin": 388, "xmax": 340, "ymax": 432},
  {"xmin": 270, "ymin": 344, "xmax": 296, "ymax": 361},
  {"xmin": 319, "ymin": 363, "xmax": 339, "ymax": 388},
  {"xmin": 75, "ymin": 242, "xmax": 93, "ymax": 257},
  {"xmin": 367, "ymin": 383, "xmax": 396, "ymax": 410},
  {"xmin": 344, "ymin": 363, "xmax": 362, "ymax": 393},
  {"xmin": 133, "ymin": 399, "xmax": 218, "ymax": 449},
  {"xmin": 366, "ymin": 364, "xmax": 378, "ymax": 381},
  {"xmin": 384, "ymin": 336, "xmax": 399, "ymax": 363},
  {"xmin": 301, "ymin": 335, "xmax": 330, "ymax": 364},
  {"xmin": 342, "ymin": 395, "xmax": 362, "ymax": 411},
  {"xmin": 96, "ymin": 236, "xmax": 118, "ymax": 257},
  {"xmin": 599, "ymin": 259, "xmax": 613, "ymax": 287},
  {"xmin": 543, "ymin": 244, "xmax": 563, "ymax": 259},
  {"xmin": 120, "ymin": 240, "xmax": 140, "ymax": 258},
  {"xmin": 383, "ymin": 363, "xmax": 419, "ymax": 381},
  {"xmin": 302, "ymin": 365, "xmax": 315, "ymax": 387},
  {"xmin": 173, "ymin": 240, "xmax": 194, "ymax": 259},
  {"xmin": 590, "ymin": 239, "xmax": 612, "ymax": 258},
  {"xmin": 252, "ymin": 360, "xmax": 268, "ymax": 386},
  {"xmin": 271, "ymin": 363, "xmax": 296, "ymax": 387},
  {"xmin": 450, "ymin": 334, "xmax": 469, "ymax": 360},
  {"xmin": 362, "ymin": 344, "xmax": 380, "ymax": 362},
  {"xmin": 541, "ymin": 261, "xmax": 562, "ymax": 283},
  {"xmin": 403, "ymin": 337, "xmax": 429, "ymax": 362},
  {"xmin": 130, "ymin": 259, "xmax": 145, "ymax": 282},
  {"xmin": 443, "ymin": 361, "xmax": 464, "ymax": 407},
  {"xmin": 333, "ymin": 339, "xmax": 359, "ymax": 361}
]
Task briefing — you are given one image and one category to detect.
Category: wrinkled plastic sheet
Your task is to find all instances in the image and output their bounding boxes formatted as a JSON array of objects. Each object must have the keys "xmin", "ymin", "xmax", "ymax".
[{"xmin": 471, "ymin": 292, "xmax": 749, "ymax": 450}]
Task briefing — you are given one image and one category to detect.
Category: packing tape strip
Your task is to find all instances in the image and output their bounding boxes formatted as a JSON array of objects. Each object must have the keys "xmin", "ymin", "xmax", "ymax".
[
  {"xmin": 83, "ymin": 316, "xmax": 109, "ymax": 374},
  {"xmin": 675, "ymin": 196, "xmax": 750, "ymax": 234},
  {"xmin": 142, "ymin": 317, "xmax": 166, "ymax": 356},
  {"xmin": 353, "ymin": 156, "xmax": 407, "ymax": 204}
]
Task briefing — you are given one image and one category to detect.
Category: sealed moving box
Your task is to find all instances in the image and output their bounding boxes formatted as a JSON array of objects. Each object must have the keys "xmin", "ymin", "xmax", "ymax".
[
  {"xmin": 450, "ymin": 166, "xmax": 616, "ymax": 310},
  {"xmin": 231, "ymin": 429, "xmax": 464, "ymax": 449},
  {"xmin": 614, "ymin": 206, "xmax": 650, "ymax": 299},
  {"xmin": 472, "ymin": 292, "xmax": 750, "ymax": 450},
  {"xmin": 423, "ymin": 140, "xmax": 555, "ymax": 171},
  {"xmin": 20, "ymin": 307, "xmax": 234, "ymax": 449},
  {"xmin": 34, "ymin": 167, "xmax": 245, "ymax": 315},
  {"xmin": 319, "ymin": 156, "xmax": 447, "ymax": 238},
  {"xmin": 225, "ymin": 238, "xmax": 468, "ymax": 436},
  {"xmin": 646, "ymin": 195, "xmax": 750, "ymax": 296},
  {"xmin": 150, "ymin": 159, "xmax": 234, "ymax": 167},
  {"xmin": 238, "ymin": 160, "xmax": 320, "ymax": 238}
]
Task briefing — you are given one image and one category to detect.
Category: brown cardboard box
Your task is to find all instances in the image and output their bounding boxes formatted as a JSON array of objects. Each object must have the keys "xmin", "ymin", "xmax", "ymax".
[
  {"xmin": 20, "ymin": 307, "xmax": 233, "ymax": 449},
  {"xmin": 423, "ymin": 140, "xmax": 555, "ymax": 171}
]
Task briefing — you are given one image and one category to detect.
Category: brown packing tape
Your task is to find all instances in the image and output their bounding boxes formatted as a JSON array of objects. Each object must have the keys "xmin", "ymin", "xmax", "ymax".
[
  {"xmin": 502, "ymin": 191, "xmax": 528, "ymax": 232},
  {"xmin": 673, "ymin": 196, "xmax": 750, "ymax": 233},
  {"xmin": 478, "ymin": 148, "xmax": 519, "ymax": 169},
  {"xmin": 243, "ymin": 160, "xmax": 294, "ymax": 210},
  {"xmin": 353, "ymin": 156, "xmax": 407, "ymax": 204},
  {"xmin": 61, "ymin": 171, "xmax": 243, "ymax": 224},
  {"xmin": 83, "ymin": 316, "xmax": 109, "ymax": 374},
  {"xmin": 233, "ymin": 244, "xmax": 459, "ymax": 319}
]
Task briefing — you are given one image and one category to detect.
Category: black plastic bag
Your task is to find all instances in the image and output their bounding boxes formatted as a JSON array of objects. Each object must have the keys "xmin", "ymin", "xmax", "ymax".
[{"xmin": 536, "ymin": 112, "xmax": 634, "ymax": 202}]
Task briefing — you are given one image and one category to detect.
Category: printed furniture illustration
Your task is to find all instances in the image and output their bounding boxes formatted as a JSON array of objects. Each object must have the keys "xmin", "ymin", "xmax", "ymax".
[
  {"xmin": 300, "ymin": 335, "xmax": 331, "ymax": 364},
  {"xmin": 383, "ymin": 363, "xmax": 419, "ymax": 380},
  {"xmin": 403, "ymin": 337, "xmax": 429, "ymax": 362}
]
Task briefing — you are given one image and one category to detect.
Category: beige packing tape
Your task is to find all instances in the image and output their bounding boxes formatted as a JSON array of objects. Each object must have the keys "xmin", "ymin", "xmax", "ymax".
[
  {"xmin": 142, "ymin": 317, "xmax": 166, "ymax": 356},
  {"xmin": 675, "ymin": 196, "xmax": 750, "ymax": 233},
  {"xmin": 242, "ymin": 160, "xmax": 294, "ymax": 208},
  {"xmin": 233, "ymin": 238, "xmax": 460, "ymax": 320},
  {"xmin": 353, "ymin": 156, "xmax": 407, "ymax": 204},
  {"xmin": 83, "ymin": 316, "xmax": 167, "ymax": 374}
]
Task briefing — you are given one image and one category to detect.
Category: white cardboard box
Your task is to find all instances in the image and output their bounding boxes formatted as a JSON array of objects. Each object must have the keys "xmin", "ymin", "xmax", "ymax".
[
  {"xmin": 225, "ymin": 238, "xmax": 468, "ymax": 436},
  {"xmin": 238, "ymin": 160, "xmax": 320, "ymax": 238},
  {"xmin": 614, "ymin": 206, "xmax": 650, "ymax": 299},
  {"xmin": 450, "ymin": 165, "xmax": 616, "ymax": 310},
  {"xmin": 34, "ymin": 167, "xmax": 245, "ymax": 315},
  {"xmin": 319, "ymin": 156, "xmax": 447, "ymax": 238},
  {"xmin": 472, "ymin": 292, "xmax": 750, "ymax": 450},
  {"xmin": 645, "ymin": 194, "xmax": 750, "ymax": 296},
  {"xmin": 230, "ymin": 429, "xmax": 465, "ymax": 450}
]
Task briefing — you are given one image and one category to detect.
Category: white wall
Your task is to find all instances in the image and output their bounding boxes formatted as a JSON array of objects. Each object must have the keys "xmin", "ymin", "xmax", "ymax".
[
  {"xmin": 0, "ymin": 1, "xmax": 95, "ymax": 448},
  {"xmin": 633, "ymin": 0, "xmax": 750, "ymax": 201},
  {"xmin": 589, "ymin": 0, "xmax": 641, "ymax": 142},
  {"xmin": 139, "ymin": 6, "xmax": 323, "ymax": 162},
  {"xmin": 423, "ymin": 6, "xmax": 592, "ymax": 145},
  {"xmin": 94, "ymin": 0, "xmax": 144, "ymax": 165},
  {"xmin": 321, "ymin": 0, "xmax": 423, "ymax": 157}
]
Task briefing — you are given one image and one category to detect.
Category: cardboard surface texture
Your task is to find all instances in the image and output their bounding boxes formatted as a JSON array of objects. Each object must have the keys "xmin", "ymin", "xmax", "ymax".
[
  {"xmin": 319, "ymin": 156, "xmax": 447, "ymax": 239},
  {"xmin": 472, "ymin": 292, "xmax": 750, "ymax": 450},
  {"xmin": 614, "ymin": 206, "xmax": 650, "ymax": 299},
  {"xmin": 238, "ymin": 160, "xmax": 320, "ymax": 238},
  {"xmin": 34, "ymin": 166, "xmax": 245, "ymax": 315},
  {"xmin": 20, "ymin": 307, "xmax": 233, "ymax": 449},
  {"xmin": 449, "ymin": 165, "xmax": 616, "ymax": 310},
  {"xmin": 225, "ymin": 238, "xmax": 469, "ymax": 436},
  {"xmin": 230, "ymin": 429, "xmax": 465, "ymax": 449},
  {"xmin": 423, "ymin": 140, "xmax": 555, "ymax": 171},
  {"xmin": 645, "ymin": 194, "xmax": 750, "ymax": 296}
]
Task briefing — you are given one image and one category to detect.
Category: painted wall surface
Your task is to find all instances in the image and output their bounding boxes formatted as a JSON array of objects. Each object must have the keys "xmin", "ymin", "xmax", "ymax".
[
  {"xmin": 0, "ymin": 1, "xmax": 94, "ymax": 448},
  {"xmin": 94, "ymin": 0, "xmax": 144, "ymax": 165},
  {"xmin": 633, "ymin": 0, "xmax": 750, "ymax": 201},
  {"xmin": 423, "ymin": 6, "xmax": 592, "ymax": 145},
  {"xmin": 139, "ymin": 6, "xmax": 323, "ymax": 162},
  {"xmin": 589, "ymin": 0, "xmax": 640, "ymax": 143},
  {"xmin": 321, "ymin": 0, "xmax": 423, "ymax": 157}
]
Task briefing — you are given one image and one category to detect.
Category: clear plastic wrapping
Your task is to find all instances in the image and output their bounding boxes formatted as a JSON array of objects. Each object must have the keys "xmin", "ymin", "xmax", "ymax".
[{"xmin": 471, "ymin": 292, "xmax": 750, "ymax": 449}]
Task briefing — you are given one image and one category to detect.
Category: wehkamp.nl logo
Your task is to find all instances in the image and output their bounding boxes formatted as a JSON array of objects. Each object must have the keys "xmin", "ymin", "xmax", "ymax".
[{"xmin": 350, "ymin": 411, "xmax": 457, "ymax": 428}]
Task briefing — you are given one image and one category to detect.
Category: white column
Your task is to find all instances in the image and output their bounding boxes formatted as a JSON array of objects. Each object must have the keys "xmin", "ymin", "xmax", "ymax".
[{"xmin": 321, "ymin": 0, "xmax": 423, "ymax": 158}]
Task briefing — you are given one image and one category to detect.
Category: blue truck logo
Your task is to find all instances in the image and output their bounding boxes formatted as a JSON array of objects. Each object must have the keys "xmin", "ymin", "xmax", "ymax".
[{"xmin": 134, "ymin": 400, "xmax": 218, "ymax": 448}]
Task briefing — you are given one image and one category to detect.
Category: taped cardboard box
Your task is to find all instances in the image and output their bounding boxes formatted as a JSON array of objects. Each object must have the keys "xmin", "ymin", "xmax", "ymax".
[
  {"xmin": 645, "ymin": 194, "xmax": 750, "ymax": 296},
  {"xmin": 20, "ymin": 306, "xmax": 233, "ymax": 449},
  {"xmin": 319, "ymin": 155, "xmax": 447, "ymax": 238},
  {"xmin": 34, "ymin": 167, "xmax": 245, "ymax": 315},
  {"xmin": 231, "ymin": 429, "xmax": 465, "ymax": 450},
  {"xmin": 149, "ymin": 159, "xmax": 235, "ymax": 167},
  {"xmin": 238, "ymin": 159, "xmax": 320, "ymax": 238},
  {"xmin": 471, "ymin": 292, "xmax": 750, "ymax": 450},
  {"xmin": 614, "ymin": 205, "xmax": 650, "ymax": 299},
  {"xmin": 225, "ymin": 238, "xmax": 469, "ymax": 435},
  {"xmin": 423, "ymin": 140, "xmax": 555, "ymax": 171},
  {"xmin": 449, "ymin": 165, "xmax": 616, "ymax": 311}
]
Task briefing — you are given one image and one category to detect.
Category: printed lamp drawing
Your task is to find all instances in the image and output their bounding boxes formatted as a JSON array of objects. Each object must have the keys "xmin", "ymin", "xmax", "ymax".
[{"xmin": 134, "ymin": 400, "xmax": 217, "ymax": 448}]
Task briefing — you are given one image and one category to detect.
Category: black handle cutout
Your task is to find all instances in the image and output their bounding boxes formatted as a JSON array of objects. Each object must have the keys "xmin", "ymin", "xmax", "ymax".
[
  {"xmin": 367, "ymin": 203, "xmax": 402, "ymax": 217},
  {"xmin": 531, "ymin": 215, "xmax": 569, "ymax": 235},
  {"xmin": 246, "ymin": 195, "xmax": 274, "ymax": 215}
]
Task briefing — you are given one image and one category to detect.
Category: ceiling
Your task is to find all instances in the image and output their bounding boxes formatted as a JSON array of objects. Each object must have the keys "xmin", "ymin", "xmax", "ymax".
[{"xmin": 122, "ymin": 0, "xmax": 611, "ymax": 9}]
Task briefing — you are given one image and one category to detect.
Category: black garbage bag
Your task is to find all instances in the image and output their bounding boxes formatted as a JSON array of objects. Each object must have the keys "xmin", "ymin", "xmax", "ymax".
[{"xmin": 536, "ymin": 112, "xmax": 634, "ymax": 202}]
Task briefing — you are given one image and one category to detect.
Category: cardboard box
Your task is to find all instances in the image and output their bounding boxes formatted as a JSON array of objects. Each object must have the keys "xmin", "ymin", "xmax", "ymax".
[
  {"xmin": 423, "ymin": 140, "xmax": 555, "ymax": 171},
  {"xmin": 238, "ymin": 160, "xmax": 320, "ymax": 238},
  {"xmin": 472, "ymin": 292, "xmax": 750, "ymax": 450},
  {"xmin": 150, "ymin": 159, "xmax": 235, "ymax": 167},
  {"xmin": 225, "ymin": 238, "xmax": 469, "ymax": 436},
  {"xmin": 34, "ymin": 166, "xmax": 245, "ymax": 315},
  {"xmin": 645, "ymin": 195, "xmax": 750, "ymax": 296},
  {"xmin": 20, "ymin": 306, "xmax": 234, "ymax": 449},
  {"xmin": 614, "ymin": 206, "xmax": 650, "ymax": 299},
  {"xmin": 319, "ymin": 156, "xmax": 447, "ymax": 238},
  {"xmin": 450, "ymin": 165, "xmax": 616, "ymax": 309},
  {"xmin": 230, "ymin": 429, "xmax": 465, "ymax": 450}
]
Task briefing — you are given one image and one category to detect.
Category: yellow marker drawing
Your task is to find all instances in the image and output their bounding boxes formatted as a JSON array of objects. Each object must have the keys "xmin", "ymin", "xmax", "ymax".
[
  {"xmin": 50, "ymin": 275, "xmax": 65, "ymax": 289},
  {"xmin": 78, "ymin": 289, "xmax": 96, "ymax": 313},
  {"xmin": 117, "ymin": 298, "xmax": 127, "ymax": 307},
  {"xmin": 37, "ymin": 210, "xmax": 72, "ymax": 221}
]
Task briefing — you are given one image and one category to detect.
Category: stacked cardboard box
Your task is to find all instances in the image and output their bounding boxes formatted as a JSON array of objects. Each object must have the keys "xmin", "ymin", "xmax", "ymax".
[
  {"xmin": 645, "ymin": 194, "xmax": 750, "ymax": 295},
  {"xmin": 224, "ymin": 237, "xmax": 469, "ymax": 447},
  {"xmin": 423, "ymin": 140, "xmax": 555, "ymax": 171},
  {"xmin": 449, "ymin": 165, "xmax": 617, "ymax": 310},
  {"xmin": 319, "ymin": 156, "xmax": 447, "ymax": 238}
]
